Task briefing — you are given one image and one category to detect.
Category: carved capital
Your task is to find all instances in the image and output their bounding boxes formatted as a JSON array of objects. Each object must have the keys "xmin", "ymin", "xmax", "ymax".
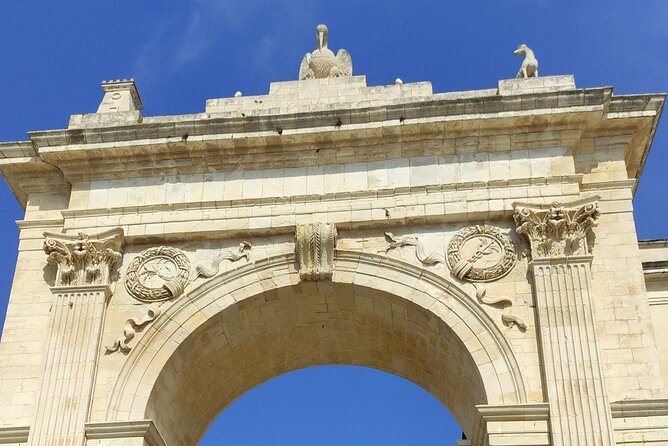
[
  {"xmin": 513, "ymin": 196, "xmax": 600, "ymax": 259},
  {"xmin": 296, "ymin": 223, "xmax": 337, "ymax": 281},
  {"xmin": 43, "ymin": 228, "xmax": 124, "ymax": 287}
]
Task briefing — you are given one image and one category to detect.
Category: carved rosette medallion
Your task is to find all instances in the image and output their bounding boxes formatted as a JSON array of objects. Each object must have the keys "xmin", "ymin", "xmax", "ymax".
[
  {"xmin": 125, "ymin": 246, "xmax": 190, "ymax": 302},
  {"xmin": 446, "ymin": 225, "xmax": 517, "ymax": 282}
]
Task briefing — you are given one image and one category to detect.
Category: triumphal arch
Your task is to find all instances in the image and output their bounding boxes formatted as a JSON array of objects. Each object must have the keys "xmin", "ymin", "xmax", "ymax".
[{"xmin": 2, "ymin": 27, "xmax": 668, "ymax": 445}]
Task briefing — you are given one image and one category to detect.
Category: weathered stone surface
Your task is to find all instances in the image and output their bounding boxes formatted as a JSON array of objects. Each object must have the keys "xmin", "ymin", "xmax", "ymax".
[{"xmin": 0, "ymin": 62, "xmax": 666, "ymax": 445}]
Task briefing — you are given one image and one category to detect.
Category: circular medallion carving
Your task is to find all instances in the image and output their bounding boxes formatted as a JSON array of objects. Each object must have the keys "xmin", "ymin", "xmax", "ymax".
[
  {"xmin": 446, "ymin": 225, "xmax": 516, "ymax": 282},
  {"xmin": 125, "ymin": 246, "xmax": 190, "ymax": 302}
]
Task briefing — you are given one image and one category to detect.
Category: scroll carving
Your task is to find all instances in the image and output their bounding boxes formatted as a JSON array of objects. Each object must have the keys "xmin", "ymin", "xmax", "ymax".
[
  {"xmin": 105, "ymin": 306, "xmax": 161, "ymax": 354},
  {"xmin": 296, "ymin": 223, "xmax": 337, "ymax": 281},
  {"xmin": 513, "ymin": 196, "xmax": 600, "ymax": 258},
  {"xmin": 43, "ymin": 228, "xmax": 124, "ymax": 287},
  {"xmin": 192, "ymin": 242, "xmax": 252, "ymax": 280}
]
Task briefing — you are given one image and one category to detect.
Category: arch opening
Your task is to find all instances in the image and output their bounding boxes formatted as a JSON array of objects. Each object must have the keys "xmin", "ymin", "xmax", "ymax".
[
  {"xmin": 108, "ymin": 253, "xmax": 525, "ymax": 446},
  {"xmin": 198, "ymin": 365, "xmax": 464, "ymax": 445}
]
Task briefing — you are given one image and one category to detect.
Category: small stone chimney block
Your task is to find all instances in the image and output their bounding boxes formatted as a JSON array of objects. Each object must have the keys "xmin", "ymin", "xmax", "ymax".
[{"xmin": 97, "ymin": 79, "xmax": 143, "ymax": 113}]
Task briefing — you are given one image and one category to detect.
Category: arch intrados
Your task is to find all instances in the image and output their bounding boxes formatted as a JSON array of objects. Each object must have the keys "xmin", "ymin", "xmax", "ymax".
[{"xmin": 106, "ymin": 251, "xmax": 526, "ymax": 444}]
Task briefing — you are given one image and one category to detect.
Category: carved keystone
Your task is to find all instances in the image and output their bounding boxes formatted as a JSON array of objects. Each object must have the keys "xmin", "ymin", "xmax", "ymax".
[
  {"xmin": 296, "ymin": 223, "xmax": 337, "ymax": 281},
  {"xmin": 43, "ymin": 228, "xmax": 124, "ymax": 288},
  {"xmin": 513, "ymin": 196, "xmax": 601, "ymax": 259}
]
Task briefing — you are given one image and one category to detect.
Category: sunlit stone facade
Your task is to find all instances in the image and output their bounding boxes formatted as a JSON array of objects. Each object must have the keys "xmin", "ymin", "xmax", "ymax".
[{"xmin": 1, "ymin": 69, "xmax": 667, "ymax": 445}]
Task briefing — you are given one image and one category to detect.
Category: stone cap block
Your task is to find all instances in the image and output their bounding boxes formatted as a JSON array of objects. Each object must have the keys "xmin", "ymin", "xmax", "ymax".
[
  {"xmin": 97, "ymin": 79, "xmax": 143, "ymax": 113},
  {"xmin": 498, "ymin": 75, "xmax": 576, "ymax": 96}
]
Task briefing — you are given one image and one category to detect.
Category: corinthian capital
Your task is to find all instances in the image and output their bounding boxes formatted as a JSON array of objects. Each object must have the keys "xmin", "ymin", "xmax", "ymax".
[
  {"xmin": 513, "ymin": 196, "xmax": 600, "ymax": 259},
  {"xmin": 43, "ymin": 228, "xmax": 124, "ymax": 287}
]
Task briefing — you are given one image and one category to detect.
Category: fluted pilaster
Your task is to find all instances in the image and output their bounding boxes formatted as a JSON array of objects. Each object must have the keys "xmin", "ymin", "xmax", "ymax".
[
  {"xmin": 514, "ymin": 197, "xmax": 615, "ymax": 446},
  {"xmin": 28, "ymin": 229, "xmax": 123, "ymax": 446}
]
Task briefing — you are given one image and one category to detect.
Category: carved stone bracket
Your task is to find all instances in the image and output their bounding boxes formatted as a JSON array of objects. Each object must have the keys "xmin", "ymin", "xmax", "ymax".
[
  {"xmin": 513, "ymin": 196, "xmax": 601, "ymax": 259},
  {"xmin": 296, "ymin": 223, "xmax": 337, "ymax": 281},
  {"xmin": 106, "ymin": 306, "xmax": 162, "ymax": 354},
  {"xmin": 43, "ymin": 228, "xmax": 124, "ymax": 288}
]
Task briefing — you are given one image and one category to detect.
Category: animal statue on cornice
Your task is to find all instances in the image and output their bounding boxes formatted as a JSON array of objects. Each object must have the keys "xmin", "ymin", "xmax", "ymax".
[
  {"xmin": 514, "ymin": 43, "xmax": 538, "ymax": 78},
  {"xmin": 299, "ymin": 24, "xmax": 353, "ymax": 80}
]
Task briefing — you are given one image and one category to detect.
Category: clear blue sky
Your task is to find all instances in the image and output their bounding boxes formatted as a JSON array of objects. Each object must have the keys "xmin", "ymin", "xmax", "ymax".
[{"xmin": 0, "ymin": 1, "xmax": 666, "ymax": 444}]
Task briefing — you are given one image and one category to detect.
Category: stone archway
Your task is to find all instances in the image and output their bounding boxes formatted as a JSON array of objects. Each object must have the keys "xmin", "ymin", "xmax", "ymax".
[{"xmin": 106, "ymin": 251, "xmax": 527, "ymax": 445}]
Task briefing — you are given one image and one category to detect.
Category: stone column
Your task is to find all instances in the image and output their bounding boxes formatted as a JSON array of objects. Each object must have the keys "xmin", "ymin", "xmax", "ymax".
[
  {"xmin": 513, "ymin": 197, "xmax": 616, "ymax": 446},
  {"xmin": 28, "ymin": 229, "xmax": 124, "ymax": 446}
]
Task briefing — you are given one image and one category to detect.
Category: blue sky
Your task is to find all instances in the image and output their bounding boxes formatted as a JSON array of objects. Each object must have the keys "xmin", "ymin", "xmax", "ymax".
[{"xmin": 1, "ymin": 1, "xmax": 667, "ymax": 444}]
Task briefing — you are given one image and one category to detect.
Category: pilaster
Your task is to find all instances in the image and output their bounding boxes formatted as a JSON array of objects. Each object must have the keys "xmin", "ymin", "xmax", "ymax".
[
  {"xmin": 27, "ymin": 229, "xmax": 124, "ymax": 446},
  {"xmin": 514, "ymin": 196, "xmax": 616, "ymax": 445}
]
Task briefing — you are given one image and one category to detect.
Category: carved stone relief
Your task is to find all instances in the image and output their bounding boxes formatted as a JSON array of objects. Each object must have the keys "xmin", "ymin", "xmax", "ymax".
[
  {"xmin": 125, "ymin": 246, "xmax": 191, "ymax": 302},
  {"xmin": 296, "ymin": 223, "xmax": 337, "ymax": 281},
  {"xmin": 105, "ymin": 306, "xmax": 161, "ymax": 354},
  {"xmin": 513, "ymin": 196, "xmax": 600, "ymax": 258},
  {"xmin": 385, "ymin": 226, "xmax": 525, "ymax": 330},
  {"xmin": 192, "ymin": 242, "xmax": 252, "ymax": 281},
  {"xmin": 446, "ymin": 225, "xmax": 517, "ymax": 282},
  {"xmin": 43, "ymin": 228, "xmax": 124, "ymax": 288},
  {"xmin": 125, "ymin": 242, "xmax": 253, "ymax": 303}
]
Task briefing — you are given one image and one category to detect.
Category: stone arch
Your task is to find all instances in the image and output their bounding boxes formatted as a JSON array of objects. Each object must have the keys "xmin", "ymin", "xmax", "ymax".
[{"xmin": 106, "ymin": 250, "xmax": 527, "ymax": 445}]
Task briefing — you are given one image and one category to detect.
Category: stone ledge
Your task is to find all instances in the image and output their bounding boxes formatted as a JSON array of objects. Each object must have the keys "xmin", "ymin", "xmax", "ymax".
[
  {"xmin": 85, "ymin": 420, "xmax": 166, "ymax": 446},
  {"xmin": 0, "ymin": 426, "xmax": 29, "ymax": 444},
  {"xmin": 611, "ymin": 399, "xmax": 668, "ymax": 418}
]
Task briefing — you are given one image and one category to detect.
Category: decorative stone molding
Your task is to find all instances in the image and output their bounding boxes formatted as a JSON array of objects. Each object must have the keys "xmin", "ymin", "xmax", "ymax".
[
  {"xmin": 43, "ymin": 228, "xmax": 124, "ymax": 288},
  {"xmin": 125, "ymin": 246, "xmax": 191, "ymax": 302},
  {"xmin": 192, "ymin": 241, "xmax": 252, "ymax": 280},
  {"xmin": 446, "ymin": 225, "xmax": 517, "ymax": 282},
  {"xmin": 296, "ymin": 223, "xmax": 337, "ymax": 280},
  {"xmin": 513, "ymin": 196, "xmax": 601, "ymax": 258},
  {"xmin": 106, "ymin": 306, "xmax": 162, "ymax": 354}
]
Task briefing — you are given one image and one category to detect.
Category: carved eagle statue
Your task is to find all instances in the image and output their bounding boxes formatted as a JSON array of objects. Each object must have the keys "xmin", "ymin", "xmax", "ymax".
[{"xmin": 299, "ymin": 24, "xmax": 353, "ymax": 80}]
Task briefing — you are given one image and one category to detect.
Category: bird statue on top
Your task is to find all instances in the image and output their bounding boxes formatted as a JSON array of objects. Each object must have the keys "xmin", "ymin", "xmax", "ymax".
[
  {"xmin": 514, "ymin": 44, "xmax": 538, "ymax": 78},
  {"xmin": 299, "ymin": 24, "xmax": 353, "ymax": 80}
]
